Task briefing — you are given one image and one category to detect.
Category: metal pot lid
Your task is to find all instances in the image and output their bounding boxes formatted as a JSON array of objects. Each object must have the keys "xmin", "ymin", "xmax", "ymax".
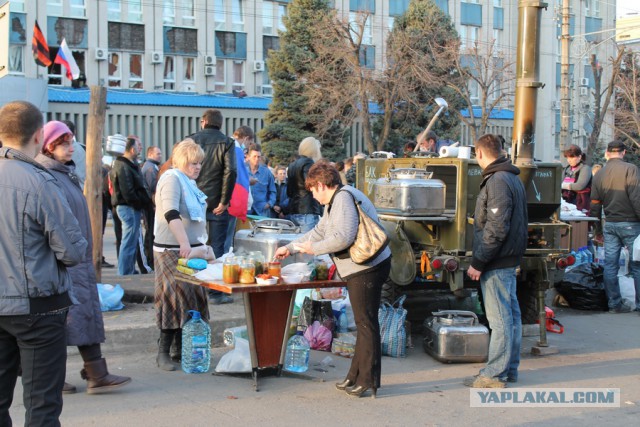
[
  {"xmin": 380, "ymin": 220, "xmax": 416, "ymax": 286},
  {"xmin": 249, "ymin": 219, "xmax": 300, "ymax": 235}
]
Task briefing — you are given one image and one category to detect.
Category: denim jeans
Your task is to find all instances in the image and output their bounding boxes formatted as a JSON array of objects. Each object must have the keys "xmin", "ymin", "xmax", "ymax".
[
  {"xmin": 116, "ymin": 205, "xmax": 142, "ymax": 276},
  {"xmin": 479, "ymin": 267, "xmax": 522, "ymax": 381},
  {"xmin": 0, "ymin": 311, "xmax": 68, "ymax": 427},
  {"xmin": 224, "ymin": 215, "xmax": 237, "ymax": 254},
  {"xmin": 286, "ymin": 214, "xmax": 320, "ymax": 234},
  {"xmin": 208, "ymin": 211, "xmax": 231, "ymax": 298},
  {"xmin": 603, "ymin": 221, "xmax": 640, "ymax": 310}
]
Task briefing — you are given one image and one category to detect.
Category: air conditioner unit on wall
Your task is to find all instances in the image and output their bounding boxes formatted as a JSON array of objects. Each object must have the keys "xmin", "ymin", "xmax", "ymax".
[
  {"xmin": 253, "ymin": 60, "xmax": 265, "ymax": 72},
  {"xmin": 204, "ymin": 55, "xmax": 215, "ymax": 66},
  {"xmin": 95, "ymin": 48, "xmax": 107, "ymax": 61},
  {"xmin": 204, "ymin": 65, "xmax": 215, "ymax": 77},
  {"xmin": 581, "ymin": 77, "xmax": 589, "ymax": 86},
  {"xmin": 580, "ymin": 87, "xmax": 589, "ymax": 96},
  {"xmin": 150, "ymin": 51, "xmax": 163, "ymax": 64}
]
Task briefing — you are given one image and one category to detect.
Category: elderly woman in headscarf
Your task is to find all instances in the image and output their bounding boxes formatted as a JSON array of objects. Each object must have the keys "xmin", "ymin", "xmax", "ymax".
[{"xmin": 36, "ymin": 121, "xmax": 131, "ymax": 394}]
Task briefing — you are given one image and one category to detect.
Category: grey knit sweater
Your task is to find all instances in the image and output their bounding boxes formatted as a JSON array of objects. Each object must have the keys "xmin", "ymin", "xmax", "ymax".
[{"xmin": 286, "ymin": 185, "xmax": 391, "ymax": 279}]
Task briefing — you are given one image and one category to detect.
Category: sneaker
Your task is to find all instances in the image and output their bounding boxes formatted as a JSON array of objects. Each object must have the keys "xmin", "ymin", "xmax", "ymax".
[
  {"xmin": 609, "ymin": 302, "xmax": 632, "ymax": 314},
  {"xmin": 463, "ymin": 375, "xmax": 506, "ymax": 388},
  {"xmin": 210, "ymin": 294, "xmax": 234, "ymax": 305},
  {"xmin": 101, "ymin": 257, "xmax": 115, "ymax": 268}
]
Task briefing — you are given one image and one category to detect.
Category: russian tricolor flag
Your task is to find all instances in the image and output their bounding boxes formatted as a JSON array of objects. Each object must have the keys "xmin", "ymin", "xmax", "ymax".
[
  {"xmin": 54, "ymin": 38, "xmax": 80, "ymax": 80},
  {"xmin": 228, "ymin": 145, "xmax": 250, "ymax": 221}
]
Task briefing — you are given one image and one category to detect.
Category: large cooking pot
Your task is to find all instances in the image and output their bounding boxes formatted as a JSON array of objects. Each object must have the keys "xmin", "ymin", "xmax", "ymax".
[
  {"xmin": 373, "ymin": 168, "xmax": 446, "ymax": 216},
  {"xmin": 233, "ymin": 219, "xmax": 312, "ymax": 265}
]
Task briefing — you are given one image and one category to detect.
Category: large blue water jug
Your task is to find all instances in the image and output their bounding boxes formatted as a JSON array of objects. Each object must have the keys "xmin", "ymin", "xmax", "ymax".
[
  {"xmin": 182, "ymin": 310, "xmax": 211, "ymax": 373},
  {"xmin": 284, "ymin": 331, "xmax": 310, "ymax": 373}
]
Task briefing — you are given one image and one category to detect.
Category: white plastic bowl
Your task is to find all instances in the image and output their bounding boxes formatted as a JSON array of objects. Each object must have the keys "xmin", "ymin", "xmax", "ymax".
[
  {"xmin": 280, "ymin": 273, "xmax": 304, "ymax": 284},
  {"xmin": 256, "ymin": 276, "xmax": 278, "ymax": 285}
]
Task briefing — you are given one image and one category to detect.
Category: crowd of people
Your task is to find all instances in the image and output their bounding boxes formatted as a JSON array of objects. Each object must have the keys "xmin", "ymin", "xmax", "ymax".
[{"xmin": 1, "ymin": 99, "xmax": 639, "ymax": 425}]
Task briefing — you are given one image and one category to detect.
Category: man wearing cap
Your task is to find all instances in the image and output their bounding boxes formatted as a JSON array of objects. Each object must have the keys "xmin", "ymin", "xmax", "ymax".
[
  {"xmin": 590, "ymin": 140, "xmax": 640, "ymax": 314},
  {"xmin": 0, "ymin": 101, "xmax": 87, "ymax": 426}
]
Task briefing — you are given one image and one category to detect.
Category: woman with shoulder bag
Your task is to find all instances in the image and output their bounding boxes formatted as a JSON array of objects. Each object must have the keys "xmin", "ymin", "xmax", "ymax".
[{"xmin": 275, "ymin": 162, "xmax": 391, "ymax": 398}]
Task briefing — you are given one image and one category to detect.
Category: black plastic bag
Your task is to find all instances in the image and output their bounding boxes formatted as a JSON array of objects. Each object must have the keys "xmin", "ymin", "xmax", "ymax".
[
  {"xmin": 297, "ymin": 297, "xmax": 335, "ymax": 332},
  {"xmin": 555, "ymin": 263, "xmax": 608, "ymax": 311}
]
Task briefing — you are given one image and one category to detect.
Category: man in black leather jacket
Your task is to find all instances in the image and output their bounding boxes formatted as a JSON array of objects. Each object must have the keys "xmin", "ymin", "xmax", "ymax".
[
  {"xmin": 190, "ymin": 109, "xmax": 237, "ymax": 304},
  {"xmin": 111, "ymin": 136, "xmax": 152, "ymax": 275}
]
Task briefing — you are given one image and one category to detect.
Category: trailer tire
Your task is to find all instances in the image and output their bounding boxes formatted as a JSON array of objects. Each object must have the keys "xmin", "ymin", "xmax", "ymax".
[
  {"xmin": 517, "ymin": 281, "xmax": 539, "ymax": 325},
  {"xmin": 381, "ymin": 278, "xmax": 399, "ymax": 303}
]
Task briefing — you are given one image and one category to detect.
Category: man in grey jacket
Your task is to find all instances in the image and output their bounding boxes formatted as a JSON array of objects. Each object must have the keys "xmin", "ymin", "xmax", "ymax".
[{"xmin": 0, "ymin": 101, "xmax": 87, "ymax": 426}]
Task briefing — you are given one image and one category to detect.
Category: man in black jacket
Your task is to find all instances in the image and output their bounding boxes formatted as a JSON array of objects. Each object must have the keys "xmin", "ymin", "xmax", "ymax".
[
  {"xmin": 590, "ymin": 140, "xmax": 640, "ymax": 314},
  {"xmin": 464, "ymin": 134, "xmax": 528, "ymax": 388},
  {"xmin": 190, "ymin": 110, "xmax": 236, "ymax": 304},
  {"xmin": 110, "ymin": 136, "xmax": 152, "ymax": 275}
]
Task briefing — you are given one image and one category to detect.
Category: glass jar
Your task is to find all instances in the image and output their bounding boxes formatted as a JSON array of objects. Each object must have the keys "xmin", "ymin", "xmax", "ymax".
[
  {"xmin": 223, "ymin": 257, "xmax": 239, "ymax": 284},
  {"xmin": 239, "ymin": 260, "xmax": 256, "ymax": 284},
  {"xmin": 248, "ymin": 251, "xmax": 265, "ymax": 275},
  {"xmin": 267, "ymin": 261, "xmax": 282, "ymax": 279},
  {"xmin": 315, "ymin": 260, "xmax": 329, "ymax": 281}
]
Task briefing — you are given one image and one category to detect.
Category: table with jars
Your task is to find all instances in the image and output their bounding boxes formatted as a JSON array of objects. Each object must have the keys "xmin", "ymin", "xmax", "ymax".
[{"xmin": 192, "ymin": 252, "xmax": 345, "ymax": 391}]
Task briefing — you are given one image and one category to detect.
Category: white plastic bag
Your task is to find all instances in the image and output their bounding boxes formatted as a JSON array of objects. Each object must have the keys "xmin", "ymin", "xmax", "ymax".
[
  {"xmin": 633, "ymin": 234, "xmax": 640, "ymax": 261},
  {"xmin": 215, "ymin": 337, "xmax": 251, "ymax": 373},
  {"xmin": 282, "ymin": 262, "xmax": 313, "ymax": 282}
]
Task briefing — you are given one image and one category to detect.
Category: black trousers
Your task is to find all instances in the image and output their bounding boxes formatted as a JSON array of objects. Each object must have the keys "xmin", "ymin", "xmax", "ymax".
[
  {"xmin": 345, "ymin": 257, "xmax": 391, "ymax": 389},
  {"xmin": 0, "ymin": 311, "xmax": 68, "ymax": 427}
]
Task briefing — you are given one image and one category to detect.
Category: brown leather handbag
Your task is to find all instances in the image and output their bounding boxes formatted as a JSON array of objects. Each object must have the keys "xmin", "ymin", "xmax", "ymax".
[{"xmin": 341, "ymin": 190, "xmax": 389, "ymax": 264}]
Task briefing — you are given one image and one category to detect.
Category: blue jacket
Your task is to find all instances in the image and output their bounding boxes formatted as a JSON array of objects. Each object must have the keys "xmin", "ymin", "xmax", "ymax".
[{"xmin": 246, "ymin": 163, "xmax": 276, "ymax": 217}]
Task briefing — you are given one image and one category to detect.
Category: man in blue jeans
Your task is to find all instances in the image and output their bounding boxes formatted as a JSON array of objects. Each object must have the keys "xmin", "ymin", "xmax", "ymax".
[
  {"xmin": 110, "ymin": 136, "xmax": 152, "ymax": 275},
  {"xmin": 590, "ymin": 140, "xmax": 640, "ymax": 314},
  {"xmin": 464, "ymin": 134, "xmax": 528, "ymax": 388}
]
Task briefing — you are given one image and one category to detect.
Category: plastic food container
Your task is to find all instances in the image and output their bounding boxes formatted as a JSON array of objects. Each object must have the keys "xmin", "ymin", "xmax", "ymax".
[
  {"xmin": 256, "ymin": 276, "xmax": 278, "ymax": 285},
  {"xmin": 280, "ymin": 272, "xmax": 304, "ymax": 284}
]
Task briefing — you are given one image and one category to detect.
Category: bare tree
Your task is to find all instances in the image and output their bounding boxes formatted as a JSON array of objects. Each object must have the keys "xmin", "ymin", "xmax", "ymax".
[
  {"xmin": 447, "ymin": 39, "xmax": 515, "ymax": 143},
  {"xmin": 584, "ymin": 48, "xmax": 625, "ymax": 164},
  {"xmin": 614, "ymin": 49, "xmax": 640, "ymax": 150}
]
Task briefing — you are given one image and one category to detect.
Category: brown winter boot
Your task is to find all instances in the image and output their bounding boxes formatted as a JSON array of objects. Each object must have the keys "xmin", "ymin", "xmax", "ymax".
[
  {"xmin": 157, "ymin": 330, "xmax": 178, "ymax": 371},
  {"xmin": 170, "ymin": 329, "xmax": 182, "ymax": 364},
  {"xmin": 80, "ymin": 358, "xmax": 132, "ymax": 394}
]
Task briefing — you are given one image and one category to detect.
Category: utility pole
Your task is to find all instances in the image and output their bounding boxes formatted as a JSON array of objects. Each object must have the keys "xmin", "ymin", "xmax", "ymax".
[{"xmin": 559, "ymin": 0, "xmax": 571, "ymax": 151}]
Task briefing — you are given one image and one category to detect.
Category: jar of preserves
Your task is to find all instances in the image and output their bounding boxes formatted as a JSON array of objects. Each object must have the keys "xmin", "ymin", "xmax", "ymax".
[
  {"xmin": 267, "ymin": 261, "xmax": 281, "ymax": 279},
  {"xmin": 248, "ymin": 251, "xmax": 265, "ymax": 275},
  {"xmin": 223, "ymin": 257, "xmax": 239, "ymax": 284},
  {"xmin": 315, "ymin": 260, "xmax": 329, "ymax": 281},
  {"xmin": 239, "ymin": 260, "xmax": 256, "ymax": 284}
]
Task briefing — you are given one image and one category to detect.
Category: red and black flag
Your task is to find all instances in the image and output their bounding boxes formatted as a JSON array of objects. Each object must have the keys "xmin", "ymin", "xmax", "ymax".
[{"xmin": 32, "ymin": 20, "xmax": 52, "ymax": 67}]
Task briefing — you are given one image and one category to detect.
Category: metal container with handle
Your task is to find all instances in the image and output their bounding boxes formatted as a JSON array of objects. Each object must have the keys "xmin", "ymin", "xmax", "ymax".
[
  {"xmin": 422, "ymin": 310, "xmax": 489, "ymax": 363},
  {"xmin": 373, "ymin": 168, "xmax": 446, "ymax": 216},
  {"xmin": 233, "ymin": 219, "xmax": 312, "ymax": 266}
]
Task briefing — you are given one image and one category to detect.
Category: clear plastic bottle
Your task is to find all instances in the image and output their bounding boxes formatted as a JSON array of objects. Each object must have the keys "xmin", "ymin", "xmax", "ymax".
[
  {"xmin": 284, "ymin": 331, "xmax": 310, "ymax": 373},
  {"xmin": 223, "ymin": 325, "xmax": 248, "ymax": 347},
  {"xmin": 337, "ymin": 307, "xmax": 348, "ymax": 333},
  {"xmin": 181, "ymin": 310, "xmax": 211, "ymax": 373}
]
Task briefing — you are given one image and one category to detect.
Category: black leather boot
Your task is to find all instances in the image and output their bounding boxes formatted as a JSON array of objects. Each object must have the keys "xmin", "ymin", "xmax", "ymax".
[
  {"xmin": 80, "ymin": 358, "xmax": 131, "ymax": 394},
  {"xmin": 157, "ymin": 330, "xmax": 177, "ymax": 371},
  {"xmin": 170, "ymin": 329, "xmax": 182, "ymax": 363}
]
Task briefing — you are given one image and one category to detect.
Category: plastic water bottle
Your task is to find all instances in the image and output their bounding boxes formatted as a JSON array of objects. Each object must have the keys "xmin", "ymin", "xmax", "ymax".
[
  {"xmin": 223, "ymin": 325, "xmax": 248, "ymax": 347},
  {"xmin": 181, "ymin": 310, "xmax": 211, "ymax": 373},
  {"xmin": 284, "ymin": 331, "xmax": 310, "ymax": 373},
  {"xmin": 337, "ymin": 307, "xmax": 348, "ymax": 333}
]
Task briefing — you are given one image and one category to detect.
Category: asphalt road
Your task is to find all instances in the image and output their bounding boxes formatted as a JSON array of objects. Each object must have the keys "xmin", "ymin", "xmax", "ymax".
[{"xmin": 8, "ymin": 308, "xmax": 640, "ymax": 426}]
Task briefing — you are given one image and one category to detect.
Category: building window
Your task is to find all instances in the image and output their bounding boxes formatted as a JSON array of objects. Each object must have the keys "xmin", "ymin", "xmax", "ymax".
[
  {"xmin": 493, "ymin": 29, "xmax": 502, "ymax": 50},
  {"xmin": 215, "ymin": 0, "xmax": 225, "ymax": 30},
  {"xmin": 460, "ymin": 25, "xmax": 479, "ymax": 49},
  {"xmin": 164, "ymin": 56, "xmax": 176, "ymax": 90},
  {"xmin": 359, "ymin": 45, "xmax": 375, "ymax": 69},
  {"xmin": 108, "ymin": 0, "xmax": 121, "ymax": 21},
  {"xmin": 181, "ymin": 0, "xmax": 196, "ymax": 27},
  {"xmin": 108, "ymin": 0, "xmax": 142, "ymax": 23},
  {"xmin": 389, "ymin": 0, "xmax": 410, "ymax": 16},
  {"xmin": 493, "ymin": 0, "xmax": 501, "ymax": 6},
  {"xmin": 108, "ymin": 52, "xmax": 121, "ymax": 87},
  {"xmin": 47, "ymin": 0, "xmax": 63, "ymax": 16},
  {"xmin": 469, "ymin": 80, "xmax": 479, "ymax": 105},
  {"xmin": 350, "ymin": 0, "xmax": 375, "ymax": 13},
  {"xmin": 9, "ymin": 0, "xmax": 25, "ymax": 12},
  {"xmin": 9, "ymin": 45, "xmax": 24, "ymax": 74},
  {"xmin": 183, "ymin": 56, "xmax": 195, "ymax": 82},
  {"xmin": 215, "ymin": 31, "xmax": 247, "ymax": 59},
  {"xmin": 263, "ymin": 1, "xmax": 287, "ymax": 35},
  {"xmin": 349, "ymin": 13, "xmax": 373, "ymax": 45},
  {"xmin": 231, "ymin": 0, "xmax": 244, "ymax": 32},
  {"xmin": 128, "ymin": 0, "xmax": 142, "ymax": 23},
  {"xmin": 129, "ymin": 54, "xmax": 143, "ymax": 89},
  {"xmin": 48, "ymin": 47, "xmax": 85, "ymax": 86},
  {"xmin": 232, "ymin": 61, "xmax": 244, "ymax": 91},
  {"xmin": 70, "ymin": 0, "xmax": 86, "ymax": 18},
  {"xmin": 215, "ymin": 59, "xmax": 226, "ymax": 92},
  {"xmin": 585, "ymin": 0, "xmax": 600, "ymax": 17},
  {"xmin": 164, "ymin": 0, "xmax": 175, "ymax": 25}
]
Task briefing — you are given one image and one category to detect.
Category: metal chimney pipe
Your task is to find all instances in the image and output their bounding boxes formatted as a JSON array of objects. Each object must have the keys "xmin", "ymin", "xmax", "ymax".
[{"xmin": 511, "ymin": 0, "xmax": 547, "ymax": 185}]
